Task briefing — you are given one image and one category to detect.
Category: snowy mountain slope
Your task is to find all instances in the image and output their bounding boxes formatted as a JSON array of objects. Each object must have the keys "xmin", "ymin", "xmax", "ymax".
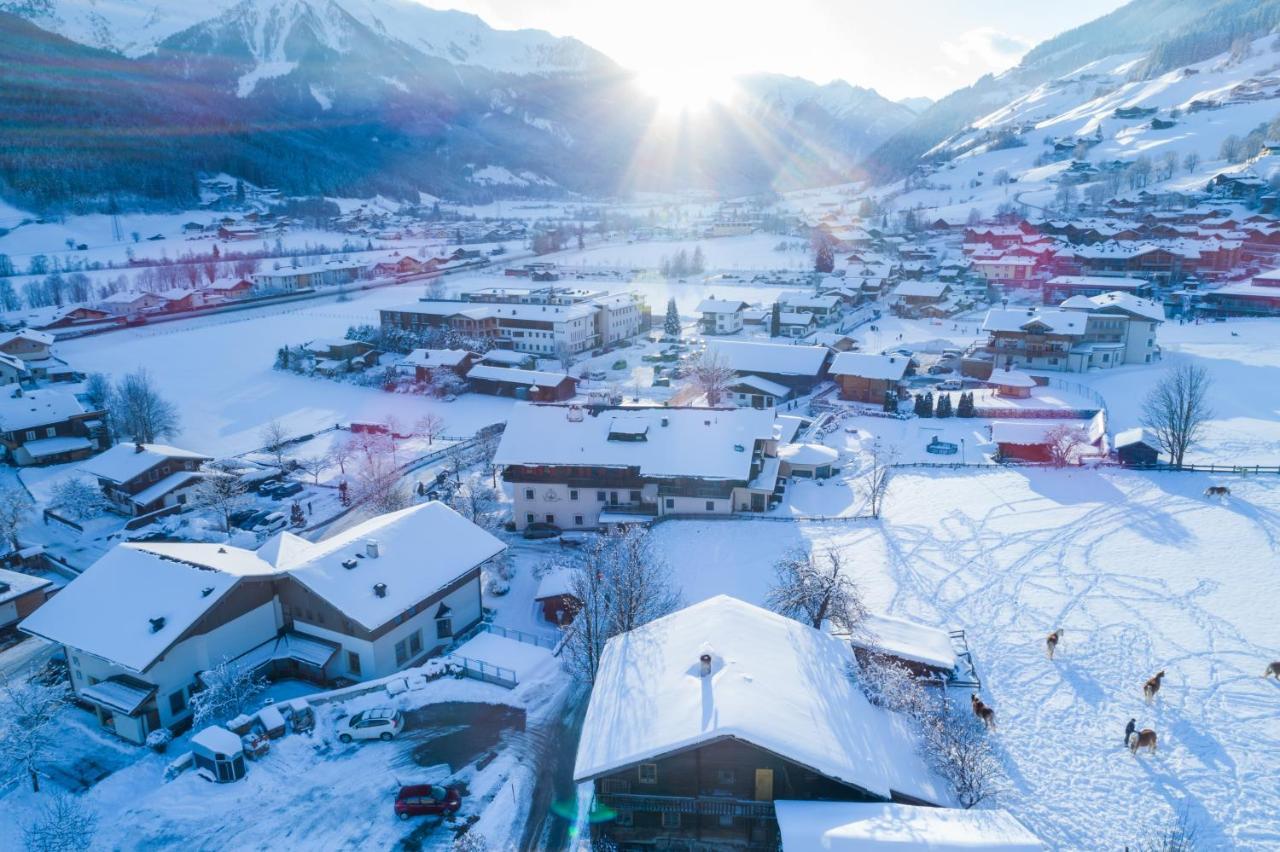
[
  {"xmin": 872, "ymin": 34, "xmax": 1280, "ymax": 220},
  {"xmin": 0, "ymin": 0, "xmax": 609, "ymax": 74}
]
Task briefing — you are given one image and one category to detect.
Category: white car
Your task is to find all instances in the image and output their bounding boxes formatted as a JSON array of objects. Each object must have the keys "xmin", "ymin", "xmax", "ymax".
[{"xmin": 337, "ymin": 707, "xmax": 404, "ymax": 743}]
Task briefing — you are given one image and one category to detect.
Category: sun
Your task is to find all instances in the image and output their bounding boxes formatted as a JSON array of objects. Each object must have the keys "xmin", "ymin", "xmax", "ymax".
[{"xmin": 636, "ymin": 66, "xmax": 736, "ymax": 115}]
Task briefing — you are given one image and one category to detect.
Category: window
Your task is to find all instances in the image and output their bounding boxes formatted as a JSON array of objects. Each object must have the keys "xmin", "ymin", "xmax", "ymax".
[
  {"xmin": 569, "ymin": 489, "xmax": 579, "ymax": 501},
  {"xmin": 437, "ymin": 618, "xmax": 453, "ymax": 639},
  {"xmin": 718, "ymin": 814, "xmax": 734, "ymax": 828},
  {"xmin": 615, "ymin": 810, "xmax": 634, "ymax": 828},
  {"xmin": 638, "ymin": 763, "xmax": 657, "ymax": 784},
  {"xmin": 168, "ymin": 690, "xmax": 186, "ymax": 715},
  {"xmin": 665, "ymin": 498, "xmax": 674, "ymax": 510},
  {"xmin": 408, "ymin": 630, "xmax": 422, "ymax": 657},
  {"xmin": 661, "ymin": 812, "xmax": 681, "ymax": 829},
  {"xmin": 545, "ymin": 514, "xmax": 555, "ymax": 524},
  {"xmin": 597, "ymin": 491, "xmax": 606, "ymax": 502},
  {"xmin": 395, "ymin": 638, "xmax": 409, "ymax": 666},
  {"xmin": 524, "ymin": 488, "xmax": 535, "ymax": 500},
  {"xmin": 45, "ymin": 427, "xmax": 56, "ymax": 438},
  {"xmin": 526, "ymin": 513, "xmax": 535, "ymax": 524},
  {"xmin": 716, "ymin": 768, "xmax": 736, "ymax": 785},
  {"xmin": 629, "ymin": 490, "xmax": 641, "ymax": 503},
  {"xmin": 24, "ymin": 430, "xmax": 35, "ymax": 442},
  {"xmin": 602, "ymin": 779, "xmax": 630, "ymax": 794},
  {"xmin": 347, "ymin": 651, "xmax": 362, "ymax": 675},
  {"xmin": 705, "ymin": 501, "xmax": 715, "ymax": 511}
]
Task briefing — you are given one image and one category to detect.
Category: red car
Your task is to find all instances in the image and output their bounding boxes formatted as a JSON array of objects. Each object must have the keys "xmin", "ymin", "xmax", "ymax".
[{"xmin": 394, "ymin": 784, "xmax": 462, "ymax": 820}]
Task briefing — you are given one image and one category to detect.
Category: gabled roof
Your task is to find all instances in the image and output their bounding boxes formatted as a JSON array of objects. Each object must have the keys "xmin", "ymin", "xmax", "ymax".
[
  {"xmin": 893, "ymin": 281, "xmax": 949, "ymax": 299},
  {"xmin": 707, "ymin": 340, "xmax": 828, "ymax": 377},
  {"xmin": 1078, "ymin": 292, "xmax": 1166, "ymax": 322},
  {"xmin": 0, "ymin": 386, "xmax": 87, "ymax": 432},
  {"xmin": 982, "ymin": 308, "xmax": 1087, "ymax": 336},
  {"xmin": 774, "ymin": 802, "xmax": 1044, "ymax": 851},
  {"xmin": 573, "ymin": 596, "xmax": 948, "ymax": 805},
  {"xmin": 401, "ymin": 348, "xmax": 475, "ymax": 369},
  {"xmin": 830, "ymin": 353, "xmax": 909, "ymax": 381},
  {"xmin": 494, "ymin": 404, "xmax": 776, "ymax": 481},
  {"xmin": 466, "ymin": 364, "xmax": 574, "ymax": 387},
  {"xmin": 78, "ymin": 443, "xmax": 210, "ymax": 484},
  {"xmin": 730, "ymin": 375, "xmax": 790, "ymax": 398},
  {"xmin": 1114, "ymin": 427, "xmax": 1159, "ymax": 449},
  {"xmin": 696, "ymin": 298, "xmax": 749, "ymax": 313}
]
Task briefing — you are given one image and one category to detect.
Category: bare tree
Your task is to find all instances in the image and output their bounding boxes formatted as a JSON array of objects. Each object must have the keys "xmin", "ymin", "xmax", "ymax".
[
  {"xmin": 328, "ymin": 438, "xmax": 354, "ymax": 476},
  {"xmin": 415, "ymin": 413, "xmax": 446, "ymax": 446},
  {"xmin": 192, "ymin": 463, "xmax": 250, "ymax": 531},
  {"xmin": 1141, "ymin": 365, "xmax": 1213, "ymax": 468},
  {"xmin": 352, "ymin": 452, "xmax": 408, "ymax": 514},
  {"xmin": 1045, "ymin": 423, "xmax": 1089, "ymax": 468},
  {"xmin": 296, "ymin": 455, "xmax": 328, "ymax": 485},
  {"xmin": 918, "ymin": 705, "xmax": 1003, "ymax": 809},
  {"xmin": 0, "ymin": 484, "xmax": 34, "ymax": 552},
  {"xmin": 49, "ymin": 476, "xmax": 108, "ymax": 522},
  {"xmin": 765, "ymin": 547, "xmax": 868, "ymax": 633},
  {"xmin": 110, "ymin": 369, "xmax": 179, "ymax": 444},
  {"xmin": 0, "ymin": 671, "xmax": 68, "ymax": 792},
  {"xmin": 22, "ymin": 793, "xmax": 97, "ymax": 852},
  {"xmin": 259, "ymin": 420, "xmax": 292, "ymax": 469},
  {"xmin": 553, "ymin": 341, "xmax": 576, "ymax": 375},
  {"xmin": 189, "ymin": 659, "xmax": 266, "ymax": 729},
  {"xmin": 687, "ymin": 348, "xmax": 735, "ymax": 406},
  {"xmin": 449, "ymin": 478, "xmax": 500, "ymax": 530},
  {"xmin": 862, "ymin": 442, "xmax": 897, "ymax": 519},
  {"xmin": 563, "ymin": 527, "xmax": 680, "ymax": 683},
  {"xmin": 1132, "ymin": 806, "xmax": 1199, "ymax": 852}
]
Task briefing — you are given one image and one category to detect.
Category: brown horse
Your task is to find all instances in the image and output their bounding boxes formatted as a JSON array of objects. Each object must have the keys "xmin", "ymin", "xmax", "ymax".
[
  {"xmin": 970, "ymin": 693, "xmax": 996, "ymax": 730},
  {"xmin": 1130, "ymin": 728, "xmax": 1158, "ymax": 755},
  {"xmin": 1265, "ymin": 661, "xmax": 1280, "ymax": 679},
  {"xmin": 1046, "ymin": 629, "xmax": 1063, "ymax": 660},
  {"xmin": 1144, "ymin": 670, "xmax": 1166, "ymax": 703},
  {"xmin": 1205, "ymin": 485, "xmax": 1231, "ymax": 498}
]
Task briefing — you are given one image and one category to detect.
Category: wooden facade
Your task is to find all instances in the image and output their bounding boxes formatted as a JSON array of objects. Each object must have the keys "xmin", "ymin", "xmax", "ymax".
[{"xmin": 835, "ymin": 374, "xmax": 897, "ymax": 404}]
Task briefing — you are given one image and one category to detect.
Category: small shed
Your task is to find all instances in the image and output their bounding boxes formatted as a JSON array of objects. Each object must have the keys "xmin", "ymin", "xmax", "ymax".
[
  {"xmin": 534, "ymin": 567, "xmax": 581, "ymax": 625},
  {"xmin": 846, "ymin": 613, "xmax": 959, "ymax": 681},
  {"xmin": 1114, "ymin": 427, "xmax": 1160, "ymax": 466},
  {"xmin": 191, "ymin": 726, "xmax": 247, "ymax": 783},
  {"xmin": 987, "ymin": 368, "xmax": 1037, "ymax": 399},
  {"xmin": 779, "ymin": 442, "xmax": 839, "ymax": 479}
]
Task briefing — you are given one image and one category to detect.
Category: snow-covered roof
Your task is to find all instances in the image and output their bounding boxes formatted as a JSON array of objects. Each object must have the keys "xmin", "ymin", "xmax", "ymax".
[
  {"xmin": 1114, "ymin": 427, "xmax": 1159, "ymax": 449},
  {"xmin": 0, "ymin": 568, "xmax": 52, "ymax": 605},
  {"xmin": 401, "ymin": 348, "xmax": 474, "ymax": 368},
  {"xmin": 494, "ymin": 404, "xmax": 777, "ymax": 482},
  {"xmin": 0, "ymin": 329, "xmax": 54, "ymax": 348},
  {"xmin": 708, "ymin": 340, "xmax": 828, "ymax": 377},
  {"xmin": 773, "ymin": 802, "xmax": 1044, "ymax": 851},
  {"xmin": 850, "ymin": 613, "xmax": 958, "ymax": 672},
  {"xmin": 730, "ymin": 375, "xmax": 790, "ymax": 398},
  {"xmin": 778, "ymin": 311, "xmax": 816, "ymax": 326},
  {"xmin": 191, "ymin": 726, "xmax": 243, "ymax": 756},
  {"xmin": 696, "ymin": 298, "xmax": 748, "ymax": 313},
  {"xmin": 22, "ymin": 503, "xmax": 503, "ymax": 666},
  {"xmin": 1078, "ymin": 291, "xmax": 1166, "ymax": 322},
  {"xmin": 573, "ymin": 595, "xmax": 948, "ymax": 805},
  {"xmin": 1047, "ymin": 275, "xmax": 1148, "ymax": 291},
  {"xmin": 20, "ymin": 436, "xmax": 93, "ymax": 459},
  {"xmin": 987, "ymin": 369, "xmax": 1038, "ymax": 389},
  {"xmin": 78, "ymin": 443, "xmax": 210, "ymax": 484},
  {"xmin": 893, "ymin": 281, "xmax": 949, "ymax": 299},
  {"xmin": 534, "ymin": 567, "xmax": 576, "ymax": 601},
  {"xmin": 991, "ymin": 421, "xmax": 1085, "ymax": 446},
  {"xmin": 466, "ymin": 364, "xmax": 574, "ymax": 387},
  {"xmin": 778, "ymin": 442, "xmax": 839, "ymax": 466},
  {"xmin": 830, "ymin": 352, "xmax": 910, "ymax": 381},
  {"xmin": 0, "ymin": 387, "xmax": 87, "ymax": 432},
  {"xmin": 783, "ymin": 293, "xmax": 841, "ymax": 309},
  {"xmin": 479, "ymin": 349, "xmax": 531, "ymax": 366},
  {"xmin": 982, "ymin": 308, "xmax": 1087, "ymax": 336},
  {"xmin": 131, "ymin": 471, "xmax": 203, "ymax": 507}
]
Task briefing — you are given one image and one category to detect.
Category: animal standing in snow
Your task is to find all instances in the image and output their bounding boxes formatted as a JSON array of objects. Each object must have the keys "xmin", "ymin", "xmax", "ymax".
[
  {"xmin": 970, "ymin": 693, "xmax": 996, "ymax": 730},
  {"xmin": 1130, "ymin": 728, "xmax": 1158, "ymax": 756},
  {"xmin": 1204, "ymin": 485, "xmax": 1231, "ymax": 498},
  {"xmin": 1264, "ymin": 661, "xmax": 1280, "ymax": 679},
  {"xmin": 1144, "ymin": 670, "xmax": 1166, "ymax": 703},
  {"xmin": 1124, "ymin": 718, "xmax": 1137, "ymax": 747},
  {"xmin": 1046, "ymin": 628, "xmax": 1063, "ymax": 660}
]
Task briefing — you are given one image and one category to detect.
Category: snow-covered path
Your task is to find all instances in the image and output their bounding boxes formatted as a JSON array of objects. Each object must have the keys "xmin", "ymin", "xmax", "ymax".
[{"xmin": 651, "ymin": 468, "xmax": 1280, "ymax": 849}]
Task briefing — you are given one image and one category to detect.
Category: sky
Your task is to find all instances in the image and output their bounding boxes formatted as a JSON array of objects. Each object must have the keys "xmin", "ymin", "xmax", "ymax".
[{"xmin": 422, "ymin": 0, "xmax": 1129, "ymax": 101}]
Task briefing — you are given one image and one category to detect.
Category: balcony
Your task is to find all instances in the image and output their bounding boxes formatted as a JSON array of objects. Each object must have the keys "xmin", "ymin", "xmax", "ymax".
[{"xmin": 599, "ymin": 793, "xmax": 775, "ymax": 820}]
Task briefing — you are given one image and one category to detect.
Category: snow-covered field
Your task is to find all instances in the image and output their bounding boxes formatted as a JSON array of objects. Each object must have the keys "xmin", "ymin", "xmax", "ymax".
[{"xmin": 651, "ymin": 467, "xmax": 1280, "ymax": 849}]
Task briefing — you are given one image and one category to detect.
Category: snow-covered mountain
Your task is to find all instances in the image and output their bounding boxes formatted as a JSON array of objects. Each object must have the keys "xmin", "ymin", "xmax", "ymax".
[{"xmin": 0, "ymin": 0, "xmax": 609, "ymax": 74}]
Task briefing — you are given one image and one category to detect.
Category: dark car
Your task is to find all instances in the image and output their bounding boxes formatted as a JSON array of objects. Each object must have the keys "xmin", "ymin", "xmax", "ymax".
[
  {"xmin": 271, "ymin": 481, "xmax": 305, "ymax": 499},
  {"xmin": 238, "ymin": 509, "xmax": 273, "ymax": 530},
  {"xmin": 228, "ymin": 508, "xmax": 259, "ymax": 528},
  {"xmin": 394, "ymin": 784, "xmax": 462, "ymax": 820},
  {"xmin": 522, "ymin": 522, "xmax": 562, "ymax": 540}
]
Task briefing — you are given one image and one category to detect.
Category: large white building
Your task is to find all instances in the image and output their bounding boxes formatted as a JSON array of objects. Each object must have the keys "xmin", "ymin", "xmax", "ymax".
[
  {"xmin": 493, "ymin": 403, "xmax": 789, "ymax": 529},
  {"xmin": 21, "ymin": 503, "xmax": 503, "ymax": 744},
  {"xmin": 980, "ymin": 291, "xmax": 1163, "ymax": 372}
]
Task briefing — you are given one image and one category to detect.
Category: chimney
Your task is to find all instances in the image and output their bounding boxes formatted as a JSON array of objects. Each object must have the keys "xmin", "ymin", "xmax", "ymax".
[
  {"xmin": 699, "ymin": 653, "xmax": 713, "ymax": 677},
  {"xmin": 134, "ymin": 442, "xmax": 145, "ymax": 453},
  {"xmin": 201, "ymin": 586, "xmax": 214, "ymax": 597},
  {"xmin": 366, "ymin": 539, "xmax": 380, "ymax": 559},
  {"xmin": 149, "ymin": 616, "xmax": 166, "ymax": 633},
  {"xmin": 373, "ymin": 582, "xmax": 387, "ymax": 598}
]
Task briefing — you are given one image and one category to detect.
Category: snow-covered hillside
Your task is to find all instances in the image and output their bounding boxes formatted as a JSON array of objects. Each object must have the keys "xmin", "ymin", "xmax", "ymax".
[
  {"xmin": 877, "ymin": 34, "xmax": 1280, "ymax": 220},
  {"xmin": 0, "ymin": 0, "xmax": 607, "ymax": 75}
]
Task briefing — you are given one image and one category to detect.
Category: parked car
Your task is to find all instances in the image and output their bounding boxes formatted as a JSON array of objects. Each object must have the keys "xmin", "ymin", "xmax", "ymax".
[
  {"xmin": 394, "ymin": 785, "xmax": 462, "ymax": 820},
  {"xmin": 586, "ymin": 370, "xmax": 607, "ymax": 381},
  {"xmin": 938, "ymin": 378, "xmax": 963, "ymax": 391},
  {"xmin": 522, "ymin": 522, "xmax": 562, "ymax": 540},
  {"xmin": 337, "ymin": 707, "xmax": 404, "ymax": 743},
  {"xmin": 270, "ymin": 481, "xmax": 305, "ymax": 499},
  {"xmin": 926, "ymin": 364, "xmax": 954, "ymax": 375},
  {"xmin": 229, "ymin": 508, "xmax": 259, "ymax": 528},
  {"xmin": 255, "ymin": 512, "xmax": 288, "ymax": 533}
]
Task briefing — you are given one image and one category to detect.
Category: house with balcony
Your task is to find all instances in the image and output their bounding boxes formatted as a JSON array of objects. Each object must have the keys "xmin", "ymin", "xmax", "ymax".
[
  {"xmin": 707, "ymin": 340, "xmax": 831, "ymax": 393},
  {"xmin": 830, "ymin": 352, "xmax": 910, "ymax": 404},
  {"xmin": 20, "ymin": 502, "xmax": 503, "ymax": 744},
  {"xmin": 574, "ymin": 596, "xmax": 948, "ymax": 851},
  {"xmin": 493, "ymin": 404, "xmax": 785, "ymax": 530},
  {"xmin": 979, "ymin": 291, "xmax": 1162, "ymax": 373},
  {"xmin": 0, "ymin": 386, "xmax": 105, "ymax": 466},
  {"xmin": 696, "ymin": 298, "xmax": 749, "ymax": 335},
  {"xmin": 78, "ymin": 443, "xmax": 213, "ymax": 517}
]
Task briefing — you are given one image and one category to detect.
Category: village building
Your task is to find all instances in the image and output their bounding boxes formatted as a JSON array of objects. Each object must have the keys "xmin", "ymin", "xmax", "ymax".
[
  {"xmin": 574, "ymin": 596, "xmax": 948, "ymax": 850},
  {"xmin": 780, "ymin": 294, "xmax": 842, "ymax": 324},
  {"xmin": 252, "ymin": 261, "xmax": 366, "ymax": 293},
  {"xmin": 533, "ymin": 567, "xmax": 580, "ymax": 625},
  {"xmin": 728, "ymin": 375, "xmax": 791, "ymax": 409},
  {"xmin": 78, "ymin": 443, "xmax": 213, "ymax": 518},
  {"xmin": 776, "ymin": 310, "xmax": 817, "ymax": 338},
  {"xmin": 707, "ymin": 340, "xmax": 830, "ymax": 393},
  {"xmin": 0, "ymin": 568, "xmax": 53, "ymax": 634},
  {"xmin": 98, "ymin": 291, "xmax": 170, "ymax": 317},
  {"xmin": 1042, "ymin": 275, "xmax": 1153, "ymax": 304},
  {"xmin": 0, "ymin": 386, "xmax": 105, "ymax": 466},
  {"xmin": 202, "ymin": 278, "xmax": 255, "ymax": 301},
  {"xmin": 890, "ymin": 281, "xmax": 953, "ymax": 317},
  {"xmin": 466, "ymin": 365, "xmax": 577, "ymax": 402},
  {"xmin": 980, "ymin": 292, "xmax": 1162, "ymax": 373},
  {"xmin": 494, "ymin": 404, "xmax": 787, "ymax": 529},
  {"xmin": 774, "ymin": 802, "xmax": 1042, "ymax": 851},
  {"xmin": 990, "ymin": 417, "xmax": 1103, "ymax": 464},
  {"xmin": 381, "ymin": 301, "xmax": 599, "ymax": 355},
  {"xmin": 397, "ymin": 349, "xmax": 480, "ymax": 383},
  {"xmin": 1114, "ymin": 427, "xmax": 1161, "ymax": 466},
  {"xmin": 696, "ymin": 299, "xmax": 750, "ymax": 335},
  {"xmin": 986, "ymin": 368, "xmax": 1038, "ymax": 399},
  {"xmin": 829, "ymin": 353, "xmax": 910, "ymax": 404},
  {"xmin": 20, "ymin": 502, "xmax": 504, "ymax": 744},
  {"xmin": 1201, "ymin": 267, "xmax": 1280, "ymax": 316}
]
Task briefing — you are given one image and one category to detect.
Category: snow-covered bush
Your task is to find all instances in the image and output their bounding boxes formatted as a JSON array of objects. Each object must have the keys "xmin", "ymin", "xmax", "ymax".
[
  {"xmin": 145, "ymin": 728, "xmax": 173, "ymax": 753},
  {"xmin": 49, "ymin": 477, "xmax": 108, "ymax": 521},
  {"xmin": 22, "ymin": 793, "xmax": 96, "ymax": 852},
  {"xmin": 189, "ymin": 660, "xmax": 266, "ymax": 729}
]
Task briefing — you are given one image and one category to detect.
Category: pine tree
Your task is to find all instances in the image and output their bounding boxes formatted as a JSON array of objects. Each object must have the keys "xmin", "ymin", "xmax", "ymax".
[
  {"xmin": 338, "ymin": 480, "xmax": 350, "ymax": 506},
  {"xmin": 883, "ymin": 390, "xmax": 897, "ymax": 413},
  {"xmin": 919, "ymin": 392, "xmax": 933, "ymax": 418},
  {"xmin": 770, "ymin": 302, "xmax": 782, "ymax": 337},
  {"xmin": 663, "ymin": 298, "xmax": 681, "ymax": 337},
  {"xmin": 814, "ymin": 243, "xmax": 835, "ymax": 274},
  {"xmin": 957, "ymin": 391, "xmax": 975, "ymax": 418},
  {"xmin": 290, "ymin": 502, "xmax": 306, "ymax": 527},
  {"xmin": 936, "ymin": 393, "xmax": 953, "ymax": 418}
]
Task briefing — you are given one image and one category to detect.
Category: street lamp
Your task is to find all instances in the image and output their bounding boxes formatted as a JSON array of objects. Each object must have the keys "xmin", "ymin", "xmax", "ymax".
[{"xmin": 960, "ymin": 437, "xmax": 966, "ymax": 465}]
